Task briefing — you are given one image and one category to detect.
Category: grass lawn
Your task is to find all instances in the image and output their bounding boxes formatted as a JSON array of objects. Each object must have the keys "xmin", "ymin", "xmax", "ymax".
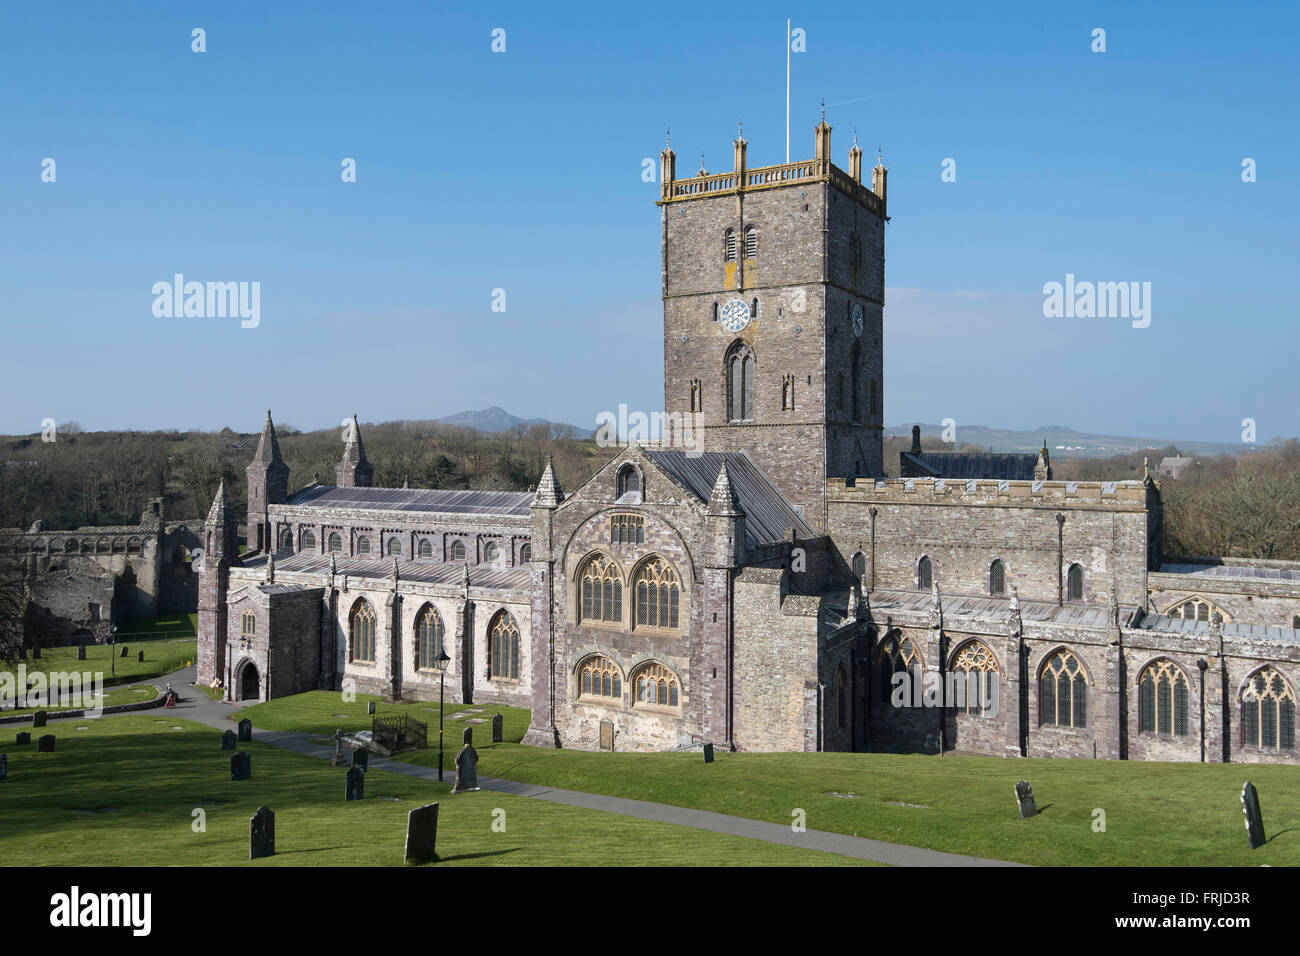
[
  {"xmin": 1, "ymin": 683, "xmax": 158, "ymax": 719},
  {"xmin": 235, "ymin": 692, "xmax": 1300, "ymax": 866},
  {"xmin": 0, "ymin": 715, "xmax": 871, "ymax": 867},
  {"xmin": 3, "ymin": 638, "xmax": 196, "ymax": 691},
  {"xmin": 115, "ymin": 614, "xmax": 197, "ymax": 638}
]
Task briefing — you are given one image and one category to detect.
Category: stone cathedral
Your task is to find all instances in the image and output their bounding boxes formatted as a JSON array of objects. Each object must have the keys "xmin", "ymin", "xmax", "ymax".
[{"xmin": 198, "ymin": 122, "xmax": 1300, "ymax": 764}]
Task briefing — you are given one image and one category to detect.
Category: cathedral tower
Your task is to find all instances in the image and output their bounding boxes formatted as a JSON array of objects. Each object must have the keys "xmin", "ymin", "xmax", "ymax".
[
  {"xmin": 246, "ymin": 410, "xmax": 289, "ymax": 552},
  {"xmin": 197, "ymin": 480, "xmax": 238, "ymax": 687},
  {"xmin": 657, "ymin": 121, "xmax": 888, "ymax": 531},
  {"xmin": 336, "ymin": 414, "xmax": 374, "ymax": 488}
]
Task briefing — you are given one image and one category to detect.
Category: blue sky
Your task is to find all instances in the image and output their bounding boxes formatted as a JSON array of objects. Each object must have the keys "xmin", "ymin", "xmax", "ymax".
[{"xmin": 2, "ymin": 1, "xmax": 1296, "ymax": 443}]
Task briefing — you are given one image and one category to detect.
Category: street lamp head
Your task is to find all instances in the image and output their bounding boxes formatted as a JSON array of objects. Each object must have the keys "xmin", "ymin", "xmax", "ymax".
[{"xmin": 435, "ymin": 649, "xmax": 451, "ymax": 672}]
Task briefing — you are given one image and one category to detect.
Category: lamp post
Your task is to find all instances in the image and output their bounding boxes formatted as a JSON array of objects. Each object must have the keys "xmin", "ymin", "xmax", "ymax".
[{"xmin": 435, "ymin": 647, "xmax": 451, "ymax": 781}]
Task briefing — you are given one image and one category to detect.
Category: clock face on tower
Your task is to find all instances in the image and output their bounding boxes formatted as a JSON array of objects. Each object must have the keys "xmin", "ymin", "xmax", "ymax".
[
  {"xmin": 720, "ymin": 298, "xmax": 751, "ymax": 333},
  {"xmin": 851, "ymin": 303, "xmax": 864, "ymax": 337}
]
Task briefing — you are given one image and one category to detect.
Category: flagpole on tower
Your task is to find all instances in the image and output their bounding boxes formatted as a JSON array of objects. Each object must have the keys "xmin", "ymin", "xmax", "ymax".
[{"xmin": 785, "ymin": 18, "xmax": 791, "ymax": 163}]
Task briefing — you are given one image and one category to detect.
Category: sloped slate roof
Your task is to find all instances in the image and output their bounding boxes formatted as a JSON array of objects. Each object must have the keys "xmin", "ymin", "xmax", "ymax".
[
  {"xmin": 1158, "ymin": 561, "xmax": 1300, "ymax": 584},
  {"xmin": 241, "ymin": 552, "xmax": 531, "ymax": 592},
  {"xmin": 1138, "ymin": 612, "xmax": 1299, "ymax": 643},
  {"xmin": 901, "ymin": 451, "xmax": 1038, "ymax": 481},
  {"xmin": 286, "ymin": 485, "xmax": 533, "ymax": 517},
  {"xmin": 868, "ymin": 588, "xmax": 1134, "ymax": 628},
  {"xmin": 645, "ymin": 450, "xmax": 815, "ymax": 546}
]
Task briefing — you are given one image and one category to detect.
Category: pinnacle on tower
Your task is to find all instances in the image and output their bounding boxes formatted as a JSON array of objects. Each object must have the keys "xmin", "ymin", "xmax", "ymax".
[
  {"xmin": 336, "ymin": 414, "xmax": 374, "ymax": 487},
  {"xmin": 532, "ymin": 455, "xmax": 564, "ymax": 509},
  {"xmin": 706, "ymin": 458, "xmax": 743, "ymax": 516},
  {"xmin": 264, "ymin": 551, "xmax": 275, "ymax": 584},
  {"xmin": 206, "ymin": 479, "xmax": 232, "ymax": 525},
  {"xmin": 1034, "ymin": 443, "xmax": 1052, "ymax": 481},
  {"xmin": 251, "ymin": 409, "xmax": 285, "ymax": 466}
]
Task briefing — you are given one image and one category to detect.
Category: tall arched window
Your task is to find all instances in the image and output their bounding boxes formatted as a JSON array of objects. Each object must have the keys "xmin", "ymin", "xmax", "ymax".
[
  {"xmin": 1241, "ymin": 667, "xmax": 1296, "ymax": 750},
  {"xmin": 917, "ymin": 556, "xmax": 932, "ymax": 590},
  {"xmin": 1040, "ymin": 650, "xmax": 1087, "ymax": 728},
  {"xmin": 617, "ymin": 465, "xmax": 642, "ymax": 499},
  {"xmin": 415, "ymin": 605, "xmax": 444, "ymax": 670},
  {"xmin": 1292, "ymin": 615, "xmax": 1300, "ymax": 629},
  {"xmin": 726, "ymin": 341, "xmax": 756, "ymax": 422},
  {"xmin": 744, "ymin": 226, "xmax": 757, "ymax": 259},
  {"xmin": 418, "ymin": 538, "xmax": 433, "ymax": 558},
  {"xmin": 356, "ymin": 535, "xmax": 370, "ymax": 556},
  {"xmin": 878, "ymin": 632, "xmax": 923, "ymax": 704},
  {"xmin": 489, "ymin": 611, "xmax": 520, "ymax": 680},
  {"xmin": 850, "ymin": 342, "xmax": 861, "ymax": 422},
  {"xmin": 520, "ymin": 544, "xmax": 532, "ymax": 563},
  {"xmin": 451, "ymin": 540, "xmax": 466, "ymax": 561},
  {"xmin": 632, "ymin": 662, "xmax": 679, "ymax": 708},
  {"xmin": 580, "ymin": 657, "xmax": 622, "ymax": 700},
  {"xmin": 484, "ymin": 541, "xmax": 501, "ymax": 564},
  {"xmin": 951, "ymin": 641, "xmax": 999, "ymax": 715},
  {"xmin": 328, "ymin": 533, "xmax": 342, "ymax": 553},
  {"xmin": 1139, "ymin": 659, "xmax": 1189, "ymax": 736},
  {"xmin": 724, "ymin": 229, "xmax": 737, "ymax": 262},
  {"xmin": 241, "ymin": 611, "xmax": 256, "ymax": 638},
  {"xmin": 1067, "ymin": 564, "xmax": 1084, "ymax": 601},
  {"xmin": 851, "ymin": 551, "xmax": 866, "ymax": 581},
  {"xmin": 350, "ymin": 600, "xmax": 376, "ymax": 663},
  {"xmin": 279, "ymin": 530, "xmax": 292, "ymax": 551},
  {"xmin": 634, "ymin": 557, "xmax": 680, "ymax": 630},
  {"xmin": 388, "ymin": 539, "xmax": 402, "ymax": 557},
  {"xmin": 990, "ymin": 559, "xmax": 1006, "ymax": 596},
  {"xmin": 579, "ymin": 553, "xmax": 623, "ymax": 625},
  {"xmin": 301, "ymin": 530, "xmax": 316, "ymax": 551}
]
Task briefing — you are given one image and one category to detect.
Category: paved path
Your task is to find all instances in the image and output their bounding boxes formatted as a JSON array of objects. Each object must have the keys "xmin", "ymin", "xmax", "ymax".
[{"xmin": 45, "ymin": 667, "xmax": 1024, "ymax": 867}]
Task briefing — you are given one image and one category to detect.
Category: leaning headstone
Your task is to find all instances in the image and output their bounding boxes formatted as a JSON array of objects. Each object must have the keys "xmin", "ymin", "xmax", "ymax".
[
  {"xmin": 462, "ymin": 727, "xmax": 473, "ymax": 747},
  {"xmin": 77, "ymin": 644, "xmax": 86, "ymax": 661},
  {"xmin": 230, "ymin": 751, "xmax": 250, "ymax": 780},
  {"xmin": 351, "ymin": 748, "xmax": 369, "ymax": 772},
  {"xmin": 32, "ymin": 711, "xmax": 47, "ymax": 728},
  {"xmin": 1241, "ymin": 781, "xmax": 1266, "ymax": 849},
  {"xmin": 249, "ymin": 806, "xmax": 275, "ymax": 859},
  {"xmin": 367, "ymin": 701, "xmax": 376, "ymax": 715},
  {"xmin": 599, "ymin": 719, "xmax": 614, "ymax": 751},
  {"xmin": 0, "ymin": 753, "xmax": 7, "ymax": 780},
  {"xmin": 703, "ymin": 743, "xmax": 714, "ymax": 764},
  {"xmin": 15, "ymin": 732, "xmax": 30, "ymax": 745},
  {"xmin": 329, "ymin": 729, "xmax": 349, "ymax": 766},
  {"xmin": 491, "ymin": 713, "xmax": 503, "ymax": 743},
  {"xmin": 238, "ymin": 719, "xmax": 252, "ymax": 742},
  {"xmin": 37, "ymin": 735, "xmax": 55, "ymax": 753},
  {"xmin": 404, "ymin": 802, "xmax": 439, "ymax": 864},
  {"xmin": 120, "ymin": 646, "xmax": 129, "ymax": 657},
  {"xmin": 1014, "ymin": 780, "xmax": 1037, "ymax": 819},
  {"xmin": 137, "ymin": 650, "xmax": 144, "ymax": 663},
  {"xmin": 220, "ymin": 730, "xmax": 237, "ymax": 751},
  {"xmin": 345, "ymin": 765, "xmax": 365, "ymax": 800},
  {"xmin": 452, "ymin": 742, "xmax": 479, "ymax": 794}
]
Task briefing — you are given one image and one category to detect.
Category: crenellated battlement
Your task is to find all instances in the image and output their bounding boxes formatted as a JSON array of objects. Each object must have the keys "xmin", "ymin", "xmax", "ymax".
[{"xmin": 827, "ymin": 476, "xmax": 1155, "ymax": 509}]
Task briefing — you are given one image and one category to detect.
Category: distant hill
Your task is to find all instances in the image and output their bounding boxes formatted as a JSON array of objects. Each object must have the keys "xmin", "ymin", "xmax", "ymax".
[
  {"xmin": 436, "ymin": 406, "xmax": 593, "ymax": 437},
  {"xmin": 886, "ymin": 423, "xmax": 1246, "ymax": 459}
]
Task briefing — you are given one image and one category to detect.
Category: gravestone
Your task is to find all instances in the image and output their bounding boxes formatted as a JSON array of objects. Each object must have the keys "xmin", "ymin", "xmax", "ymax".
[
  {"xmin": 599, "ymin": 720, "xmax": 614, "ymax": 751},
  {"xmin": 137, "ymin": 650, "xmax": 144, "ymax": 663},
  {"xmin": 37, "ymin": 735, "xmax": 55, "ymax": 753},
  {"xmin": 367, "ymin": 701, "xmax": 376, "ymax": 715},
  {"xmin": 230, "ymin": 751, "xmax": 251, "ymax": 781},
  {"xmin": 351, "ymin": 748, "xmax": 369, "ymax": 772},
  {"xmin": 238, "ymin": 719, "xmax": 252, "ymax": 742},
  {"xmin": 1014, "ymin": 780, "xmax": 1037, "ymax": 819},
  {"xmin": 249, "ymin": 806, "xmax": 275, "ymax": 860},
  {"xmin": 77, "ymin": 645, "xmax": 86, "ymax": 661},
  {"xmin": 404, "ymin": 802, "xmax": 439, "ymax": 864},
  {"xmin": 452, "ymin": 742, "xmax": 479, "ymax": 794},
  {"xmin": 329, "ymin": 729, "xmax": 349, "ymax": 766},
  {"xmin": 32, "ymin": 646, "xmax": 40, "ymax": 659},
  {"xmin": 345, "ymin": 765, "xmax": 365, "ymax": 800},
  {"xmin": 120, "ymin": 646, "xmax": 129, "ymax": 657},
  {"xmin": 220, "ymin": 730, "xmax": 237, "ymax": 751},
  {"xmin": 491, "ymin": 713, "xmax": 503, "ymax": 743},
  {"xmin": 1241, "ymin": 781, "xmax": 1266, "ymax": 849},
  {"xmin": 703, "ymin": 743, "xmax": 714, "ymax": 764},
  {"xmin": 32, "ymin": 711, "xmax": 47, "ymax": 728},
  {"xmin": 15, "ymin": 732, "xmax": 30, "ymax": 745},
  {"xmin": 0, "ymin": 753, "xmax": 6, "ymax": 780},
  {"xmin": 462, "ymin": 727, "xmax": 473, "ymax": 747}
]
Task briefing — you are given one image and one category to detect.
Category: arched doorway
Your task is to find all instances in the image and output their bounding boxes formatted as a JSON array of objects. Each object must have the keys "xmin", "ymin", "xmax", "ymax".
[{"xmin": 239, "ymin": 662, "xmax": 260, "ymax": 701}]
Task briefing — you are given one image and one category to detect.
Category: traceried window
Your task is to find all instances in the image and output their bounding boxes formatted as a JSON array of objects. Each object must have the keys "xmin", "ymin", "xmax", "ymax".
[
  {"xmin": 633, "ymin": 663, "xmax": 679, "ymax": 709},
  {"xmin": 415, "ymin": 605, "xmax": 444, "ymax": 670},
  {"xmin": 725, "ymin": 341, "xmax": 755, "ymax": 422},
  {"xmin": 356, "ymin": 535, "xmax": 371, "ymax": 556},
  {"xmin": 350, "ymin": 600, "xmax": 376, "ymax": 663},
  {"xmin": 990, "ymin": 559, "xmax": 1006, "ymax": 597},
  {"xmin": 917, "ymin": 556, "xmax": 932, "ymax": 591},
  {"xmin": 301, "ymin": 530, "xmax": 316, "ymax": 551},
  {"xmin": 488, "ymin": 611, "xmax": 520, "ymax": 680},
  {"xmin": 1167, "ymin": 597, "xmax": 1227, "ymax": 623},
  {"xmin": 1139, "ymin": 659, "xmax": 1189, "ymax": 737},
  {"xmin": 634, "ymin": 557, "xmax": 680, "ymax": 630},
  {"xmin": 1040, "ymin": 650, "xmax": 1087, "ymax": 728},
  {"xmin": 744, "ymin": 226, "xmax": 757, "ymax": 259},
  {"xmin": 724, "ymin": 229, "xmax": 737, "ymax": 262},
  {"xmin": 610, "ymin": 514, "xmax": 645, "ymax": 545},
  {"xmin": 951, "ymin": 641, "xmax": 999, "ymax": 716},
  {"xmin": 580, "ymin": 657, "xmax": 622, "ymax": 700},
  {"xmin": 1067, "ymin": 563, "xmax": 1084, "ymax": 601},
  {"xmin": 241, "ymin": 611, "xmax": 256, "ymax": 637},
  {"xmin": 878, "ymin": 632, "xmax": 923, "ymax": 704},
  {"xmin": 451, "ymin": 540, "xmax": 466, "ymax": 561},
  {"xmin": 1241, "ymin": 667, "xmax": 1296, "ymax": 750},
  {"xmin": 328, "ymin": 533, "xmax": 342, "ymax": 553},
  {"xmin": 418, "ymin": 539, "xmax": 433, "ymax": 558},
  {"xmin": 484, "ymin": 542, "xmax": 501, "ymax": 564},
  {"xmin": 579, "ymin": 553, "xmax": 623, "ymax": 625}
]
